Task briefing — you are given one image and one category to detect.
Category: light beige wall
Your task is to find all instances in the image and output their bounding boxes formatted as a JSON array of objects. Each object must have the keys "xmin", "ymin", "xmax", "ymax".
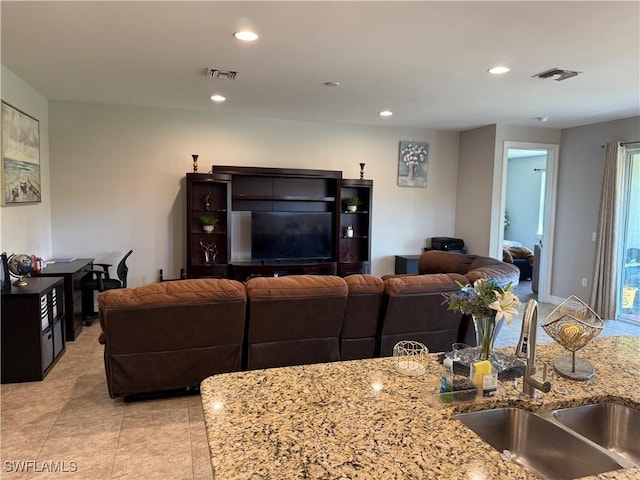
[
  {"xmin": 0, "ymin": 66, "xmax": 52, "ymax": 258},
  {"xmin": 455, "ymin": 125, "xmax": 497, "ymax": 255},
  {"xmin": 49, "ymin": 102, "xmax": 460, "ymax": 285},
  {"xmin": 555, "ymin": 116, "xmax": 640, "ymax": 300}
]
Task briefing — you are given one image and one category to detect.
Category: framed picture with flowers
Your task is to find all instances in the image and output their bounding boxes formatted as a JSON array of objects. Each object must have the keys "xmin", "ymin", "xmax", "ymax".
[{"xmin": 398, "ymin": 140, "xmax": 428, "ymax": 187}]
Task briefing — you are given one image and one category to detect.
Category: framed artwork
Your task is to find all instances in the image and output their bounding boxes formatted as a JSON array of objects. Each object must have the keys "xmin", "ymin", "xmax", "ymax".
[
  {"xmin": 398, "ymin": 141, "xmax": 428, "ymax": 187},
  {"xmin": 1, "ymin": 101, "xmax": 41, "ymax": 204}
]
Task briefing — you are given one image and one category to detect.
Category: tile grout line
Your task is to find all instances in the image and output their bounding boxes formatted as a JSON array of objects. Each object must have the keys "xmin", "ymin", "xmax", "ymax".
[{"xmin": 107, "ymin": 403, "xmax": 126, "ymax": 480}]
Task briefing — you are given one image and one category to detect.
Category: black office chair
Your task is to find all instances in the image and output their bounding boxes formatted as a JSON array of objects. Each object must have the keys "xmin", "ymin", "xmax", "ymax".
[{"xmin": 82, "ymin": 250, "xmax": 133, "ymax": 324}]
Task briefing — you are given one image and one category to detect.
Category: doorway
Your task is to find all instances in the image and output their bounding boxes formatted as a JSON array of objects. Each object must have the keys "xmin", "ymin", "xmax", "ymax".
[{"xmin": 495, "ymin": 142, "xmax": 559, "ymax": 304}]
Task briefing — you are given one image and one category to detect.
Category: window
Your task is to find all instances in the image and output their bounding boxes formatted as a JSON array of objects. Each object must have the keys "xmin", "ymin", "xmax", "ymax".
[
  {"xmin": 536, "ymin": 171, "xmax": 546, "ymax": 237},
  {"xmin": 619, "ymin": 148, "xmax": 640, "ymax": 324}
]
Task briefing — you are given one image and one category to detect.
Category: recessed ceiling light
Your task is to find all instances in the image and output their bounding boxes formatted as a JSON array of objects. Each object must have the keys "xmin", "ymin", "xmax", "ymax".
[
  {"xmin": 323, "ymin": 81, "xmax": 341, "ymax": 87},
  {"xmin": 379, "ymin": 110, "xmax": 393, "ymax": 117},
  {"xmin": 488, "ymin": 66, "xmax": 510, "ymax": 75},
  {"xmin": 536, "ymin": 116, "xmax": 550, "ymax": 123},
  {"xmin": 210, "ymin": 94, "xmax": 226, "ymax": 102},
  {"xmin": 234, "ymin": 31, "xmax": 258, "ymax": 42}
]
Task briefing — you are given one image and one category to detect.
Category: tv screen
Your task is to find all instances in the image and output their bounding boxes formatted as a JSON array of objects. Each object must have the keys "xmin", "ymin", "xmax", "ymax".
[{"xmin": 251, "ymin": 212, "xmax": 333, "ymax": 261}]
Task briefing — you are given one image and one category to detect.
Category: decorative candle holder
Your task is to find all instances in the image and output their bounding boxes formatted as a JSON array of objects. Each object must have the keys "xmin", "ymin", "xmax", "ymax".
[
  {"xmin": 359, "ymin": 162, "xmax": 366, "ymax": 179},
  {"xmin": 542, "ymin": 295, "xmax": 604, "ymax": 380},
  {"xmin": 192, "ymin": 154, "xmax": 199, "ymax": 173},
  {"xmin": 393, "ymin": 340, "xmax": 428, "ymax": 376},
  {"xmin": 199, "ymin": 239, "xmax": 218, "ymax": 264}
]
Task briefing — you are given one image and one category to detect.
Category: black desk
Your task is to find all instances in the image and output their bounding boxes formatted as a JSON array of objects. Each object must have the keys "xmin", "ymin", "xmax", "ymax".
[
  {"xmin": 35, "ymin": 258, "xmax": 93, "ymax": 341},
  {"xmin": 394, "ymin": 255, "xmax": 421, "ymax": 274}
]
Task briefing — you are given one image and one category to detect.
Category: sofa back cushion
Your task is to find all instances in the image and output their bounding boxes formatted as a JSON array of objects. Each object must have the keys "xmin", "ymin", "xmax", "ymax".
[
  {"xmin": 466, "ymin": 257, "xmax": 520, "ymax": 287},
  {"xmin": 418, "ymin": 251, "xmax": 475, "ymax": 275},
  {"xmin": 380, "ymin": 274, "xmax": 466, "ymax": 356},
  {"xmin": 98, "ymin": 279, "xmax": 247, "ymax": 397},
  {"xmin": 418, "ymin": 250, "xmax": 520, "ymax": 288},
  {"xmin": 99, "ymin": 279, "xmax": 247, "ymax": 354},
  {"xmin": 245, "ymin": 275, "xmax": 348, "ymax": 369},
  {"xmin": 341, "ymin": 274, "xmax": 385, "ymax": 360}
]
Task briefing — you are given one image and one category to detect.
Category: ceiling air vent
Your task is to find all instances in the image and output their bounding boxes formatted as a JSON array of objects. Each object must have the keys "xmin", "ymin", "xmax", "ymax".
[
  {"xmin": 207, "ymin": 68, "xmax": 238, "ymax": 80},
  {"xmin": 533, "ymin": 68, "xmax": 580, "ymax": 81}
]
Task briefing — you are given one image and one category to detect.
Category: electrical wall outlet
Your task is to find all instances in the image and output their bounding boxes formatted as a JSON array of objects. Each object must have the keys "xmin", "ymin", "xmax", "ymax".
[
  {"xmin": 582, "ymin": 278, "xmax": 588, "ymax": 287},
  {"xmin": 592, "ymin": 232, "xmax": 597, "ymax": 242}
]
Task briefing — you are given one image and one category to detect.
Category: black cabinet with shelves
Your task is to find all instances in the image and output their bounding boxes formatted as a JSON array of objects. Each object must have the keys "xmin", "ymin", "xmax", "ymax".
[
  {"xmin": 394, "ymin": 255, "xmax": 421, "ymax": 274},
  {"xmin": 336, "ymin": 179, "xmax": 373, "ymax": 276},
  {"xmin": 1, "ymin": 277, "xmax": 65, "ymax": 383},
  {"xmin": 186, "ymin": 173, "xmax": 231, "ymax": 278},
  {"xmin": 35, "ymin": 258, "xmax": 93, "ymax": 341}
]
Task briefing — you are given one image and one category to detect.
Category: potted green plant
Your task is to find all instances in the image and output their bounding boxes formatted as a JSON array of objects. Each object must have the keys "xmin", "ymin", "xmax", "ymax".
[
  {"xmin": 344, "ymin": 197, "xmax": 361, "ymax": 213},
  {"xmin": 200, "ymin": 215, "xmax": 218, "ymax": 234}
]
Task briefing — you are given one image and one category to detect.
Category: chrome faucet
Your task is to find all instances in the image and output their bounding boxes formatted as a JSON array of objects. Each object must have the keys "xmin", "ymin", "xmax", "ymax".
[{"xmin": 515, "ymin": 299, "xmax": 552, "ymax": 397}]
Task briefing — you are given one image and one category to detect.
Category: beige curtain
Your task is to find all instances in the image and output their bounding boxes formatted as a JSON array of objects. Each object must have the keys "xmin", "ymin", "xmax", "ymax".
[{"xmin": 590, "ymin": 141, "xmax": 626, "ymax": 318}]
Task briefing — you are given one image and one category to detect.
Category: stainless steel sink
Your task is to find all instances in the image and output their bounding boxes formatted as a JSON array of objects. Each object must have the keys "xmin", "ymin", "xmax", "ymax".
[
  {"xmin": 456, "ymin": 407, "xmax": 625, "ymax": 480},
  {"xmin": 552, "ymin": 403, "xmax": 640, "ymax": 465}
]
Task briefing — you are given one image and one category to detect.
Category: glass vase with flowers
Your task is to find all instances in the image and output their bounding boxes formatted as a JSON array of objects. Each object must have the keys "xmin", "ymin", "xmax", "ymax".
[{"xmin": 444, "ymin": 278, "xmax": 521, "ymax": 362}]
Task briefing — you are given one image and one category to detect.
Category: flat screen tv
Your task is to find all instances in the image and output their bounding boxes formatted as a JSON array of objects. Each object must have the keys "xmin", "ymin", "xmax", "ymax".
[{"xmin": 251, "ymin": 212, "xmax": 333, "ymax": 261}]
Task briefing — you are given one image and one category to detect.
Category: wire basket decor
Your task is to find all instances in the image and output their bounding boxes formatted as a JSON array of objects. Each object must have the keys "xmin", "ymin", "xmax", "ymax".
[
  {"xmin": 393, "ymin": 340, "xmax": 429, "ymax": 377},
  {"xmin": 542, "ymin": 295, "xmax": 604, "ymax": 380}
]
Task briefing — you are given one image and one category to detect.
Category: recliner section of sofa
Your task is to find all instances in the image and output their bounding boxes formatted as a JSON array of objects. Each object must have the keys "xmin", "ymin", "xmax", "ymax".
[
  {"xmin": 244, "ymin": 275, "xmax": 348, "ymax": 370},
  {"xmin": 98, "ymin": 279, "xmax": 247, "ymax": 398},
  {"xmin": 379, "ymin": 273, "xmax": 468, "ymax": 356}
]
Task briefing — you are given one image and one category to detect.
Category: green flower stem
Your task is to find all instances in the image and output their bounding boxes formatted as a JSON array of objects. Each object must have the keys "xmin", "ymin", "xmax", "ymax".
[{"xmin": 473, "ymin": 314, "xmax": 498, "ymax": 361}]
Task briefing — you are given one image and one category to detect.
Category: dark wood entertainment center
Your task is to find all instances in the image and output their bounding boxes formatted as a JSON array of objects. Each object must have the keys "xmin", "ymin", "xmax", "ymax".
[{"xmin": 186, "ymin": 166, "xmax": 372, "ymax": 280}]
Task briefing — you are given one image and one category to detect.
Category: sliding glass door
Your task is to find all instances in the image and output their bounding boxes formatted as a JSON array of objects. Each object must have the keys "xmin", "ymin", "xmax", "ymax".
[{"xmin": 619, "ymin": 148, "xmax": 640, "ymax": 324}]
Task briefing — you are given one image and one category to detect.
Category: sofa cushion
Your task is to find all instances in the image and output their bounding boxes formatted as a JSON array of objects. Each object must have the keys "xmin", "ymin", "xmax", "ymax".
[
  {"xmin": 384, "ymin": 273, "xmax": 468, "ymax": 295},
  {"xmin": 98, "ymin": 278, "xmax": 246, "ymax": 309},
  {"xmin": 344, "ymin": 273, "xmax": 385, "ymax": 294},
  {"xmin": 99, "ymin": 279, "xmax": 247, "ymax": 355},
  {"xmin": 417, "ymin": 251, "xmax": 520, "ymax": 289},
  {"xmin": 418, "ymin": 251, "xmax": 476, "ymax": 275},
  {"xmin": 245, "ymin": 274, "xmax": 347, "ymax": 300},
  {"xmin": 466, "ymin": 258, "xmax": 520, "ymax": 287}
]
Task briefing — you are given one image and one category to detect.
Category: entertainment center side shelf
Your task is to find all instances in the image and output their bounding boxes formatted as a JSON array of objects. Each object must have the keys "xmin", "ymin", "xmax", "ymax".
[
  {"xmin": 337, "ymin": 179, "xmax": 372, "ymax": 276},
  {"xmin": 186, "ymin": 173, "xmax": 231, "ymax": 279}
]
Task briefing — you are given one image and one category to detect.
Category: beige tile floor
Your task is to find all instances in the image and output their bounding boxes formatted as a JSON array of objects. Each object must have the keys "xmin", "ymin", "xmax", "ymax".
[
  {"xmin": 2, "ymin": 286, "xmax": 637, "ymax": 480},
  {"xmin": 0, "ymin": 323, "xmax": 213, "ymax": 480}
]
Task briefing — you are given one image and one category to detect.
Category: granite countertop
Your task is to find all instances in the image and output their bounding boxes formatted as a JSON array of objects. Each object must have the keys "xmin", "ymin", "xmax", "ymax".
[{"xmin": 201, "ymin": 336, "xmax": 640, "ymax": 479}]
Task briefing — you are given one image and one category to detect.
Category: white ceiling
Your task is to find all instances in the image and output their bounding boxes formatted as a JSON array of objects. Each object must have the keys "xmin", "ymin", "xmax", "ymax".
[{"xmin": 2, "ymin": 1, "xmax": 639, "ymax": 131}]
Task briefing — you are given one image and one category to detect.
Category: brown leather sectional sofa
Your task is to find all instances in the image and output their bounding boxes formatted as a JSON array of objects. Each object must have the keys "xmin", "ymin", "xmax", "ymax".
[{"xmin": 98, "ymin": 251, "xmax": 519, "ymax": 398}]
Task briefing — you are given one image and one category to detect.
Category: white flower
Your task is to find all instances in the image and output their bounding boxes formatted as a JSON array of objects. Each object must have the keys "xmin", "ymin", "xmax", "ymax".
[{"xmin": 488, "ymin": 290, "xmax": 522, "ymax": 324}]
